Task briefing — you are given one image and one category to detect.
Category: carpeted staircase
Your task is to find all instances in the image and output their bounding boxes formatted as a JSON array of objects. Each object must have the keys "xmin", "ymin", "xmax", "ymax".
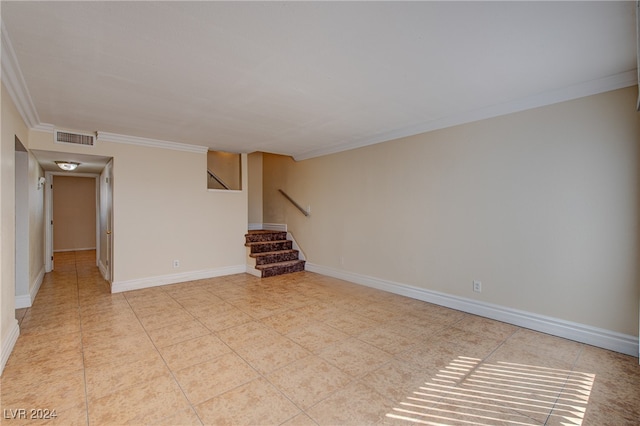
[{"xmin": 245, "ymin": 230, "xmax": 305, "ymax": 277}]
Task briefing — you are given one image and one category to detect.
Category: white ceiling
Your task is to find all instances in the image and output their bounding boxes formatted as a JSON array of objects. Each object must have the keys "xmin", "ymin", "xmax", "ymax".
[{"xmin": 2, "ymin": 1, "xmax": 637, "ymax": 160}]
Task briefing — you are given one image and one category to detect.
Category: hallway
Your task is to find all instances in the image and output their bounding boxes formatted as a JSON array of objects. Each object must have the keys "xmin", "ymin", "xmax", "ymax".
[{"xmin": 2, "ymin": 251, "xmax": 639, "ymax": 425}]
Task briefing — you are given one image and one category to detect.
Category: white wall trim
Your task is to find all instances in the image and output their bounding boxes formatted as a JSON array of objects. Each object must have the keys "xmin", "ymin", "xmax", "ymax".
[
  {"xmin": 245, "ymin": 264, "xmax": 262, "ymax": 278},
  {"xmin": 53, "ymin": 247, "xmax": 96, "ymax": 253},
  {"xmin": 96, "ymin": 131, "xmax": 208, "ymax": 154},
  {"xmin": 14, "ymin": 294, "xmax": 31, "ymax": 310},
  {"xmin": 247, "ymin": 223, "xmax": 288, "ymax": 232},
  {"xmin": 1, "ymin": 21, "xmax": 39, "ymax": 128},
  {"xmin": 0, "ymin": 319, "xmax": 20, "ymax": 375},
  {"xmin": 294, "ymin": 70, "xmax": 639, "ymax": 161},
  {"xmin": 306, "ymin": 263, "xmax": 639, "ymax": 357},
  {"xmin": 15, "ymin": 266, "xmax": 45, "ymax": 309},
  {"xmin": 111, "ymin": 265, "xmax": 246, "ymax": 293}
]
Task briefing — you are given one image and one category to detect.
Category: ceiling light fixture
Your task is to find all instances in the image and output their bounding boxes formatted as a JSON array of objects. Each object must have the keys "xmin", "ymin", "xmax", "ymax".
[{"xmin": 55, "ymin": 161, "xmax": 80, "ymax": 171}]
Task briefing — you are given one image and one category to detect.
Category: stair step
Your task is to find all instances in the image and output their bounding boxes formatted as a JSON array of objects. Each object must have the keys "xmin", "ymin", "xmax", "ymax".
[
  {"xmin": 250, "ymin": 249, "xmax": 300, "ymax": 265},
  {"xmin": 245, "ymin": 230, "xmax": 288, "ymax": 243},
  {"xmin": 256, "ymin": 260, "xmax": 306, "ymax": 278},
  {"xmin": 245, "ymin": 240, "xmax": 293, "ymax": 253}
]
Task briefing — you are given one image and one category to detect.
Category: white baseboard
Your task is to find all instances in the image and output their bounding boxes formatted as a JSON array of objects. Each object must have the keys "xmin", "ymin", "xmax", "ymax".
[
  {"xmin": 306, "ymin": 263, "xmax": 639, "ymax": 357},
  {"xmin": 111, "ymin": 265, "xmax": 246, "ymax": 293},
  {"xmin": 15, "ymin": 266, "xmax": 45, "ymax": 309},
  {"xmin": 98, "ymin": 260, "xmax": 109, "ymax": 281},
  {"xmin": 245, "ymin": 265, "xmax": 262, "ymax": 277},
  {"xmin": 0, "ymin": 319, "xmax": 20, "ymax": 375},
  {"xmin": 53, "ymin": 247, "xmax": 96, "ymax": 252},
  {"xmin": 248, "ymin": 223, "xmax": 288, "ymax": 232}
]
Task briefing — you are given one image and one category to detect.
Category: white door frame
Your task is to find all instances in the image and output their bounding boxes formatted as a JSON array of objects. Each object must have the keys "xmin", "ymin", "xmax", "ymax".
[{"xmin": 44, "ymin": 171, "xmax": 101, "ymax": 272}]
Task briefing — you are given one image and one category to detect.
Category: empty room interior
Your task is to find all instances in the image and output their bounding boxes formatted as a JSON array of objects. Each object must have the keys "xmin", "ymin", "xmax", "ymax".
[{"xmin": 1, "ymin": 2, "xmax": 639, "ymax": 425}]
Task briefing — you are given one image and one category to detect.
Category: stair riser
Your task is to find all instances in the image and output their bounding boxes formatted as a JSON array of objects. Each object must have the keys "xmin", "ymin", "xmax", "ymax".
[
  {"xmin": 249, "ymin": 241, "xmax": 293, "ymax": 253},
  {"xmin": 254, "ymin": 251, "xmax": 299, "ymax": 265},
  {"xmin": 261, "ymin": 261, "xmax": 306, "ymax": 278},
  {"xmin": 245, "ymin": 232, "xmax": 287, "ymax": 243}
]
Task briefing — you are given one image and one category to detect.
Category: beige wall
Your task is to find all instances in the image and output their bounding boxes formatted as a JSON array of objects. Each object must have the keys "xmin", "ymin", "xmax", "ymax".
[
  {"xmin": 28, "ymin": 132, "xmax": 248, "ymax": 285},
  {"xmin": 53, "ymin": 175, "xmax": 96, "ymax": 252},
  {"xmin": 1, "ymin": 83, "xmax": 29, "ymax": 373},
  {"xmin": 248, "ymin": 152, "xmax": 263, "ymax": 224},
  {"xmin": 264, "ymin": 87, "xmax": 640, "ymax": 337}
]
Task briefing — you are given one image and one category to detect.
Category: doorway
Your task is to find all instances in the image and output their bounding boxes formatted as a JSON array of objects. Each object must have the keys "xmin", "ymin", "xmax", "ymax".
[{"xmin": 33, "ymin": 150, "xmax": 113, "ymax": 283}]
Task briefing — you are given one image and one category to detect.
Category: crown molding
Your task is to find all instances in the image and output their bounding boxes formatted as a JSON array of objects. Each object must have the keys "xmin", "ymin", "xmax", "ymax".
[
  {"xmin": 1, "ymin": 21, "xmax": 40, "ymax": 128},
  {"xmin": 96, "ymin": 131, "xmax": 208, "ymax": 154},
  {"xmin": 31, "ymin": 123, "xmax": 55, "ymax": 133},
  {"xmin": 294, "ymin": 69, "xmax": 639, "ymax": 161}
]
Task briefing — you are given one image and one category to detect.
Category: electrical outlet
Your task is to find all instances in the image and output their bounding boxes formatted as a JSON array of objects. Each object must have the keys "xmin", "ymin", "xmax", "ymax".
[
  {"xmin": 473, "ymin": 280, "xmax": 482, "ymax": 293},
  {"xmin": 173, "ymin": 260, "xmax": 180, "ymax": 268}
]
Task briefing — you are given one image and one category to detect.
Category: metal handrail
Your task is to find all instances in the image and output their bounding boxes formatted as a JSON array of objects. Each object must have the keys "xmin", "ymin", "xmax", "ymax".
[
  {"xmin": 207, "ymin": 169, "xmax": 231, "ymax": 190},
  {"xmin": 278, "ymin": 189, "xmax": 310, "ymax": 217}
]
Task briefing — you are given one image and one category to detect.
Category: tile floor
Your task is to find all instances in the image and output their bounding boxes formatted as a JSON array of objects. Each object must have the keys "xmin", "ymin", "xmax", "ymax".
[{"xmin": 1, "ymin": 250, "xmax": 639, "ymax": 425}]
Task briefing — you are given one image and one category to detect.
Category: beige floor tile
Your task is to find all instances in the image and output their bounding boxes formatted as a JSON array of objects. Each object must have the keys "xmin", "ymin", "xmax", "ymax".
[
  {"xmin": 280, "ymin": 413, "xmax": 319, "ymax": 426},
  {"xmin": 285, "ymin": 321, "xmax": 350, "ymax": 353},
  {"xmin": 227, "ymin": 296, "xmax": 288, "ymax": 319},
  {"xmin": 266, "ymin": 355, "xmax": 353, "ymax": 409},
  {"xmin": 29, "ymin": 401, "xmax": 88, "ymax": 426},
  {"xmin": 81, "ymin": 320, "xmax": 148, "ymax": 345},
  {"xmin": 499, "ymin": 329, "xmax": 583, "ymax": 366},
  {"xmin": 195, "ymin": 378, "xmax": 300, "ymax": 425},
  {"xmin": 127, "ymin": 299, "xmax": 184, "ymax": 317},
  {"xmin": 180, "ymin": 299, "xmax": 235, "ymax": 318},
  {"xmin": 7, "ymin": 331, "xmax": 82, "ymax": 362},
  {"xmin": 433, "ymin": 326, "xmax": 509, "ymax": 360},
  {"xmin": 79, "ymin": 308, "xmax": 140, "ymax": 331},
  {"xmin": 154, "ymin": 407, "xmax": 203, "ymax": 425},
  {"xmin": 260, "ymin": 310, "xmax": 316, "ymax": 334},
  {"xmin": 395, "ymin": 338, "xmax": 469, "ymax": 371},
  {"xmin": 306, "ymin": 381, "xmax": 394, "ymax": 425},
  {"xmin": 159, "ymin": 333, "xmax": 231, "ymax": 371},
  {"xmin": 196, "ymin": 306, "xmax": 255, "ymax": 332},
  {"xmin": 82, "ymin": 332, "xmax": 159, "ymax": 369},
  {"xmin": 85, "ymin": 352, "xmax": 171, "ymax": 401},
  {"xmin": 174, "ymin": 352, "xmax": 260, "ymax": 405},
  {"xmin": 292, "ymin": 302, "xmax": 341, "ymax": 321},
  {"xmin": 316, "ymin": 337, "xmax": 393, "ymax": 378},
  {"xmin": 136, "ymin": 308, "xmax": 195, "ymax": 331},
  {"xmin": 356, "ymin": 323, "xmax": 422, "ymax": 355},
  {"xmin": 322, "ymin": 309, "xmax": 378, "ymax": 335},
  {"xmin": 574, "ymin": 344, "xmax": 640, "ymax": 382},
  {"xmin": 2, "ymin": 344, "xmax": 84, "ymax": 379},
  {"xmin": 2, "ymin": 368, "xmax": 86, "ymax": 413},
  {"xmin": 146, "ymin": 318, "xmax": 210, "ymax": 347},
  {"xmin": 360, "ymin": 359, "xmax": 429, "ymax": 403},
  {"xmin": 232, "ymin": 335, "xmax": 311, "ymax": 375},
  {"xmin": 5, "ymin": 251, "xmax": 639, "ymax": 426},
  {"xmin": 216, "ymin": 320, "xmax": 282, "ymax": 348},
  {"xmin": 88, "ymin": 374, "xmax": 190, "ymax": 425}
]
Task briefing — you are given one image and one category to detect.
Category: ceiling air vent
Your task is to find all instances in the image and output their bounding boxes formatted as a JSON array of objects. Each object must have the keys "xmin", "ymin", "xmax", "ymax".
[{"xmin": 54, "ymin": 130, "xmax": 95, "ymax": 147}]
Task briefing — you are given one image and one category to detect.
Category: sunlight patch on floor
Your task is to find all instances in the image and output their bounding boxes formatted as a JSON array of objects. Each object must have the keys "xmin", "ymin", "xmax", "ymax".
[{"xmin": 387, "ymin": 356, "xmax": 595, "ymax": 425}]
